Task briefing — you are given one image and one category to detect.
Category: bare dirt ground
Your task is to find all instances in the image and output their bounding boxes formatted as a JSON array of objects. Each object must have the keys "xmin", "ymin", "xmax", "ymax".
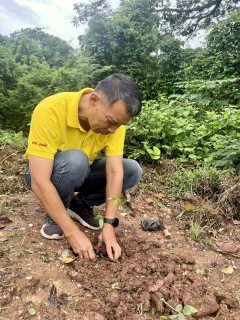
[{"xmin": 0, "ymin": 147, "xmax": 240, "ymax": 320}]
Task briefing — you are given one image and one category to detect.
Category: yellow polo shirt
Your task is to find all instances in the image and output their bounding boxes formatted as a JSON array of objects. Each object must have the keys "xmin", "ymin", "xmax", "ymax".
[{"xmin": 24, "ymin": 88, "xmax": 125, "ymax": 164}]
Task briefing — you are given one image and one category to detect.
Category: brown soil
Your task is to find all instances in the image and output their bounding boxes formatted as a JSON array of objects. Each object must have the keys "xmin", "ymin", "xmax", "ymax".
[{"xmin": 0, "ymin": 147, "xmax": 240, "ymax": 320}]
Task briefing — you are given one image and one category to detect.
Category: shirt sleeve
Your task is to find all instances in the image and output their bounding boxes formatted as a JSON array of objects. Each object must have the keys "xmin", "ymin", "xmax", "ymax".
[
  {"xmin": 105, "ymin": 125, "xmax": 125, "ymax": 157},
  {"xmin": 25, "ymin": 105, "xmax": 60, "ymax": 159}
]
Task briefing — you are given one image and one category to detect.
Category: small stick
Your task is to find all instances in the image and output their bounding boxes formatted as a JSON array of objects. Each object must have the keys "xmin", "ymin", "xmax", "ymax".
[
  {"xmin": 124, "ymin": 191, "xmax": 137, "ymax": 216},
  {"xmin": 160, "ymin": 298, "xmax": 178, "ymax": 312},
  {"xmin": 0, "ymin": 152, "xmax": 19, "ymax": 165},
  {"xmin": 21, "ymin": 236, "xmax": 25, "ymax": 246}
]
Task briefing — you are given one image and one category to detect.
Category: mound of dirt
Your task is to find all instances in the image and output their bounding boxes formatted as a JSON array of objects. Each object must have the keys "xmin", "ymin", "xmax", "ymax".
[{"xmin": 69, "ymin": 234, "xmax": 238, "ymax": 319}]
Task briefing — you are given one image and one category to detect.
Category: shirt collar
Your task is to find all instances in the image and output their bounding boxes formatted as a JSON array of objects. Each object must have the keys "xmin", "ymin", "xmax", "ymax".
[{"xmin": 67, "ymin": 88, "xmax": 94, "ymax": 129}]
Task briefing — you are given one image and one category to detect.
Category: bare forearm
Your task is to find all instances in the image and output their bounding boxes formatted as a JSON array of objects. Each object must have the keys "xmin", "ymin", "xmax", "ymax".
[{"xmin": 105, "ymin": 173, "xmax": 123, "ymax": 219}]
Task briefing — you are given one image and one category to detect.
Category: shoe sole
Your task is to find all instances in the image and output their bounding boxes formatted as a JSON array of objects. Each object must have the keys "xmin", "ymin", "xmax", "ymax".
[
  {"xmin": 67, "ymin": 209, "xmax": 101, "ymax": 230},
  {"xmin": 40, "ymin": 225, "xmax": 64, "ymax": 240}
]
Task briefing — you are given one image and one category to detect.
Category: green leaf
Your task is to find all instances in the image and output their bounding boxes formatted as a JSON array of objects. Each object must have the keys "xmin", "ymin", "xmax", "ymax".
[
  {"xmin": 176, "ymin": 304, "xmax": 183, "ymax": 312},
  {"xmin": 168, "ymin": 315, "xmax": 179, "ymax": 319},
  {"xmin": 146, "ymin": 148, "xmax": 154, "ymax": 155},
  {"xmin": 183, "ymin": 305, "xmax": 198, "ymax": 315},
  {"xmin": 182, "ymin": 111, "xmax": 190, "ymax": 117},
  {"xmin": 28, "ymin": 307, "xmax": 37, "ymax": 316},
  {"xmin": 99, "ymin": 219, "xmax": 103, "ymax": 229},
  {"xmin": 178, "ymin": 313, "xmax": 186, "ymax": 320},
  {"xmin": 188, "ymin": 154, "xmax": 197, "ymax": 160},
  {"xmin": 153, "ymin": 146, "xmax": 161, "ymax": 155},
  {"xmin": 152, "ymin": 155, "xmax": 160, "ymax": 160}
]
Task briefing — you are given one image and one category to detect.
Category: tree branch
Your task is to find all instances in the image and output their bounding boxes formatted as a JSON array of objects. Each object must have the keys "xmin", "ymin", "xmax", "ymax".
[
  {"xmin": 155, "ymin": 0, "xmax": 222, "ymax": 14},
  {"xmin": 185, "ymin": 18, "xmax": 201, "ymax": 41},
  {"xmin": 190, "ymin": 0, "xmax": 222, "ymax": 20}
]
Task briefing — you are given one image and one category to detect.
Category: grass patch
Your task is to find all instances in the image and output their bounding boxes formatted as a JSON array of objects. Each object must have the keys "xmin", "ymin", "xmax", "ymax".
[{"xmin": 140, "ymin": 159, "xmax": 229, "ymax": 199}]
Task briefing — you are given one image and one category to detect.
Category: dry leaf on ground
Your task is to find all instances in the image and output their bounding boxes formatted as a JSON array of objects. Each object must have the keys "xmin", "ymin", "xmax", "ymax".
[
  {"xmin": 221, "ymin": 266, "xmax": 234, "ymax": 274},
  {"xmin": 146, "ymin": 198, "xmax": 153, "ymax": 204},
  {"xmin": 233, "ymin": 220, "xmax": 240, "ymax": 225},
  {"xmin": 183, "ymin": 204, "xmax": 196, "ymax": 212},
  {"xmin": 59, "ymin": 257, "xmax": 75, "ymax": 263},
  {"xmin": 216, "ymin": 241, "xmax": 239, "ymax": 253},
  {"xmin": 154, "ymin": 193, "xmax": 165, "ymax": 198}
]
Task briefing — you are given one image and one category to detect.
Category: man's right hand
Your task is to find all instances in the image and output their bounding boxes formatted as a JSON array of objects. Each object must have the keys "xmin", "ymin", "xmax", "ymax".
[
  {"xmin": 65, "ymin": 225, "xmax": 96, "ymax": 262},
  {"xmin": 29, "ymin": 155, "xmax": 96, "ymax": 262}
]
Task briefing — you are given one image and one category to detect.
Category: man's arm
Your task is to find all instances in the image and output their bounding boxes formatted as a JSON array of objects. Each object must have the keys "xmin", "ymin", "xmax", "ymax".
[
  {"xmin": 29, "ymin": 155, "xmax": 95, "ymax": 261},
  {"xmin": 98, "ymin": 155, "xmax": 123, "ymax": 260}
]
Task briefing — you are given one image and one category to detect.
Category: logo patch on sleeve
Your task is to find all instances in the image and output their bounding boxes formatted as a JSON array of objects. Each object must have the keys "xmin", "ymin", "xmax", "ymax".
[{"xmin": 32, "ymin": 141, "xmax": 48, "ymax": 147}]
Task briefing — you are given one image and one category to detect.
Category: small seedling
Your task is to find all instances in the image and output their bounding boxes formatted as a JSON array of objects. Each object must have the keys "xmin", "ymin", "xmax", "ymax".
[
  {"xmin": 190, "ymin": 220, "xmax": 207, "ymax": 242},
  {"xmin": 203, "ymin": 238, "xmax": 215, "ymax": 246},
  {"xmin": 151, "ymin": 306, "xmax": 155, "ymax": 315},
  {"xmin": 108, "ymin": 194, "xmax": 123, "ymax": 206},
  {"xmin": 169, "ymin": 304, "xmax": 197, "ymax": 319},
  {"xmin": 95, "ymin": 213, "xmax": 104, "ymax": 228},
  {"xmin": 196, "ymin": 268, "xmax": 206, "ymax": 275},
  {"xmin": 160, "ymin": 299, "xmax": 197, "ymax": 319},
  {"xmin": 95, "ymin": 194, "xmax": 122, "ymax": 228},
  {"xmin": 9, "ymin": 230, "xmax": 22, "ymax": 238}
]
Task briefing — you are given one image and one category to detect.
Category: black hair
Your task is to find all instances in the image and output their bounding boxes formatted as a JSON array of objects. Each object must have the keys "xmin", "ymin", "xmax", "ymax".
[{"xmin": 94, "ymin": 73, "xmax": 142, "ymax": 117}]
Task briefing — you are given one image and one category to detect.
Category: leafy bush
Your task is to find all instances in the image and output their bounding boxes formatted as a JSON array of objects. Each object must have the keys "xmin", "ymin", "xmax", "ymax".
[
  {"xmin": 125, "ymin": 96, "xmax": 240, "ymax": 171},
  {"xmin": 174, "ymin": 78, "xmax": 240, "ymax": 106},
  {"xmin": 0, "ymin": 130, "xmax": 27, "ymax": 149},
  {"xmin": 207, "ymin": 136, "xmax": 240, "ymax": 172}
]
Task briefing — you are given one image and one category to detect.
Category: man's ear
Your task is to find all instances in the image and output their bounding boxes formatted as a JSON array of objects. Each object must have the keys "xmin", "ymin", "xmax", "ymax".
[{"xmin": 89, "ymin": 92, "xmax": 100, "ymax": 107}]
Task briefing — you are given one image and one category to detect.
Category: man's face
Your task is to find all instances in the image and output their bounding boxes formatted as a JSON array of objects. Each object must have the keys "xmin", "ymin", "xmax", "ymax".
[{"xmin": 89, "ymin": 97, "xmax": 132, "ymax": 135}]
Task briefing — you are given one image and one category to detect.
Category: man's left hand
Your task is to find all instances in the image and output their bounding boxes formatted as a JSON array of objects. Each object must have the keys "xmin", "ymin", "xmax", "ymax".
[{"xmin": 98, "ymin": 223, "xmax": 121, "ymax": 260}]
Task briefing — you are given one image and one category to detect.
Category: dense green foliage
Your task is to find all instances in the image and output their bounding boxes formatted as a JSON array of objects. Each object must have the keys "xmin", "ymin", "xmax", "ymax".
[
  {"xmin": 74, "ymin": 0, "xmax": 196, "ymax": 98},
  {"xmin": 0, "ymin": 2, "xmax": 239, "ymax": 171},
  {"xmin": 0, "ymin": 28, "xmax": 112, "ymax": 133},
  {"xmin": 125, "ymin": 96, "xmax": 240, "ymax": 171}
]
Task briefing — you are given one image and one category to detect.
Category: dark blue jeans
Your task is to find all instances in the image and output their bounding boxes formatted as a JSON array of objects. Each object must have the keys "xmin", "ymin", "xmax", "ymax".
[{"xmin": 24, "ymin": 149, "xmax": 142, "ymax": 208}]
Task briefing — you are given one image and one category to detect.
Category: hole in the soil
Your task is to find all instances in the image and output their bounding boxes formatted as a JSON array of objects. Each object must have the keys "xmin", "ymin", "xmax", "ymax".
[{"xmin": 94, "ymin": 248, "xmax": 108, "ymax": 259}]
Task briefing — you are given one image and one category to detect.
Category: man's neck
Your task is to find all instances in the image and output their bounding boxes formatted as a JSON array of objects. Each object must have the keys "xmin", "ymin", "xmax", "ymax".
[{"xmin": 78, "ymin": 93, "xmax": 91, "ymax": 132}]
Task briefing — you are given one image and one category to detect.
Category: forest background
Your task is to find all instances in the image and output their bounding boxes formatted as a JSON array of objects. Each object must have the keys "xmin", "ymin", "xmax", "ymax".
[{"xmin": 0, "ymin": 0, "xmax": 240, "ymax": 172}]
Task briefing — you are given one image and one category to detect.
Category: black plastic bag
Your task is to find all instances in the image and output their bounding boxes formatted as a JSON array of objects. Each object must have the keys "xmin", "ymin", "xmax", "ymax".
[{"xmin": 141, "ymin": 219, "xmax": 165, "ymax": 231}]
